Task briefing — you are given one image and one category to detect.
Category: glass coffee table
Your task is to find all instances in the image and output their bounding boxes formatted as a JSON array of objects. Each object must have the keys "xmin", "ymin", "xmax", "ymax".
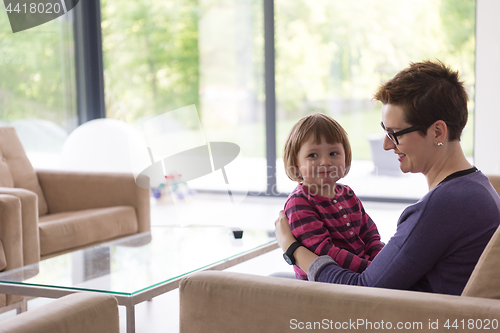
[{"xmin": 0, "ymin": 226, "xmax": 278, "ymax": 333}]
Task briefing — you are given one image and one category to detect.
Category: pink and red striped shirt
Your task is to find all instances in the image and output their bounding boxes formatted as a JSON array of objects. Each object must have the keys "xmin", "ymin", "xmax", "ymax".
[{"xmin": 285, "ymin": 183, "xmax": 384, "ymax": 280}]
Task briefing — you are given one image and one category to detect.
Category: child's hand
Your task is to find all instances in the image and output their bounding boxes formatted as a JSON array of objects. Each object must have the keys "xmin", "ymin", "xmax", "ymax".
[{"xmin": 274, "ymin": 210, "xmax": 297, "ymax": 252}]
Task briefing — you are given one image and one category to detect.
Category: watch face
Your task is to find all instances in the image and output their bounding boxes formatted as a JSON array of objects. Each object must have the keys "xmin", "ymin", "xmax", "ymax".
[{"xmin": 283, "ymin": 253, "xmax": 293, "ymax": 265}]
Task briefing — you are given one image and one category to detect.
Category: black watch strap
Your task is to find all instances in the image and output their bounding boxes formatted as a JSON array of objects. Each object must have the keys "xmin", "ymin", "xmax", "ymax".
[{"xmin": 283, "ymin": 241, "xmax": 303, "ymax": 265}]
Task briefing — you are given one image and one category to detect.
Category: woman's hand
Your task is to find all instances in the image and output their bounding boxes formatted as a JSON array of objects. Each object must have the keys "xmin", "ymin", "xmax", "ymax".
[
  {"xmin": 275, "ymin": 210, "xmax": 318, "ymax": 274},
  {"xmin": 274, "ymin": 210, "xmax": 297, "ymax": 252}
]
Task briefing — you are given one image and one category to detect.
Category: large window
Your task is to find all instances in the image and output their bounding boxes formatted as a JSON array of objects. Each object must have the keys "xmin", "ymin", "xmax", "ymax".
[
  {"xmin": 0, "ymin": 9, "xmax": 77, "ymax": 168},
  {"xmin": 101, "ymin": 0, "xmax": 476, "ymax": 199},
  {"xmin": 275, "ymin": 0, "xmax": 475, "ymax": 199}
]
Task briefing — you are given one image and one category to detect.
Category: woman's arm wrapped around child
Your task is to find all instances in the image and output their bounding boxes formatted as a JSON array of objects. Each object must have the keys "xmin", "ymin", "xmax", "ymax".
[{"xmin": 285, "ymin": 185, "xmax": 384, "ymax": 274}]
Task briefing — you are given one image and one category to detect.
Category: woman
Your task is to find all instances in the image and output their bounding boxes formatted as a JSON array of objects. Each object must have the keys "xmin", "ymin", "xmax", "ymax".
[{"xmin": 275, "ymin": 60, "xmax": 500, "ymax": 295}]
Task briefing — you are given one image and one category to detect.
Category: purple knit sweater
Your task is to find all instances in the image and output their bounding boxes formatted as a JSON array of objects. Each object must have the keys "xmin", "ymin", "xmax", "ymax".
[{"xmin": 308, "ymin": 170, "xmax": 500, "ymax": 295}]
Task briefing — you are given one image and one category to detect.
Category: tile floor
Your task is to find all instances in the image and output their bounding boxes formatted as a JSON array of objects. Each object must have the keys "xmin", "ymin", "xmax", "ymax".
[{"xmin": 0, "ymin": 193, "xmax": 408, "ymax": 333}]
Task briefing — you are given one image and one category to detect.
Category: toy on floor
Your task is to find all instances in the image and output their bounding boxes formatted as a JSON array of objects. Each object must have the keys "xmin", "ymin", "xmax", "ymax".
[{"xmin": 151, "ymin": 172, "xmax": 196, "ymax": 201}]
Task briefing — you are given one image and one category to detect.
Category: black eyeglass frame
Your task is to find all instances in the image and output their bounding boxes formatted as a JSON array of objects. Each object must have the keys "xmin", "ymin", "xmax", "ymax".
[{"xmin": 380, "ymin": 122, "xmax": 422, "ymax": 145}]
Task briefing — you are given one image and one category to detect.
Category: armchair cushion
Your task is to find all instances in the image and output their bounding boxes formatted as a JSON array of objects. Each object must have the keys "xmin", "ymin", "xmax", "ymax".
[
  {"xmin": 39, "ymin": 206, "xmax": 138, "ymax": 256},
  {"xmin": 0, "ymin": 127, "xmax": 48, "ymax": 216}
]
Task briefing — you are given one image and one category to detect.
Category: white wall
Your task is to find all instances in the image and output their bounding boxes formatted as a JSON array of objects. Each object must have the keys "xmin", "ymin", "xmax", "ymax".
[{"xmin": 475, "ymin": 0, "xmax": 500, "ymax": 175}]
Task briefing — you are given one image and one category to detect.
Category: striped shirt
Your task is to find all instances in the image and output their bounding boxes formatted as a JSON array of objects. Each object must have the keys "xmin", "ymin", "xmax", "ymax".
[{"xmin": 284, "ymin": 183, "xmax": 384, "ymax": 280}]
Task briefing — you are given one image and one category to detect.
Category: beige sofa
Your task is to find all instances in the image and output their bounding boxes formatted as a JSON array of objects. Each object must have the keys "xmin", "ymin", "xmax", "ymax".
[
  {"xmin": 0, "ymin": 126, "xmax": 150, "ymax": 313},
  {"xmin": 0, "ymin": 293, "xmax": 119, "ymax": 333},
  {"xmin": 179, "ymin": 176, "xmax": 500, "ymax": 333}
]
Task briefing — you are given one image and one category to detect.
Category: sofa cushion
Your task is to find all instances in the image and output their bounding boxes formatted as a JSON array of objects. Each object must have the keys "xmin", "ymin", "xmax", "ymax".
[
  {"xmin": 0, "ymin": 240, "xmax": 6, "ymax": 271},
  {"xmin": 0, "ymin": 127, "xmax": 48, "ymax": 216},
  {"xmin": 462, "ymin": 225, "xmax": 500, "ymax": 299},
  {"xmin": 38, "ymin": 206, "xmax": 138, "ymax": 256}
]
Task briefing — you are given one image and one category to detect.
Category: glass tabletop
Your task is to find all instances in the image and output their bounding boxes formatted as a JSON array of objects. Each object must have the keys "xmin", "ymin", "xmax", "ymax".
[{"xmin": 0, "ymin": 226, "xmax": 276, "ymax": 295}]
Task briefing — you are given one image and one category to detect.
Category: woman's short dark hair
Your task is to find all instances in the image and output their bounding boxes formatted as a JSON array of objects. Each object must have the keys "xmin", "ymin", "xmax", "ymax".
[{"xmin": 373, "ymin": 60, "xmax": 468, "ymax": 141}]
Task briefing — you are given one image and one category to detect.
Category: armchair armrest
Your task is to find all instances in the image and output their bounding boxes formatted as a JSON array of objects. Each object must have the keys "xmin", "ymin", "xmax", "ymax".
[
  {"xmin": 37, "ymin": 170, "xmax": 150, "ymax": 233},
  {"xmin": 0, "ymin": 195, "xmax": 23, "ymax": 271},
  {"xmin": 0, "ymin": 194, "xmax": 24, "ymax": 306},
  {"xmin": 0, "ymin": 293, "xmax": 119, "ymax": 333},
  {"xmin": 180, "ymin": 271, "xmax": 500, "ymax": 333},
  {"xmin": 0, "ymin": 188, "xmax": 40, "ymax": 265}
]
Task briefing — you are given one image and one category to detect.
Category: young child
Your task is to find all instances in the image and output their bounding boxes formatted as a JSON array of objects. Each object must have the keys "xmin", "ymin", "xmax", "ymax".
[{"xmin": 283, "ymin": 113, "xmax": 384, "ymax": 280}]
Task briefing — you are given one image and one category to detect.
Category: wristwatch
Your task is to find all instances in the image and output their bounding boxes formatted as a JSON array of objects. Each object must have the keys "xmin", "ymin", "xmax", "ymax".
[{"xmin": 283, "ymin": 241, "xmax": 303, "ymax": 265}]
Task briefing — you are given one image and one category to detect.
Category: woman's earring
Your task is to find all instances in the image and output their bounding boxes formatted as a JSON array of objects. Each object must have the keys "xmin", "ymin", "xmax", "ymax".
[{"xmin": 437, "ymin": 142, "xmax": 444, "ymax": 146}]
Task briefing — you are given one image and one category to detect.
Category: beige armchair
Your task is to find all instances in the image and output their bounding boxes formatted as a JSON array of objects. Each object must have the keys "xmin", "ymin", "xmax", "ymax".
[
  {"xmin": 0, "ymin": 126, "xmax": 150, "ymax": 312},
  {"xmin": 0, "ymin": 126, "xmax": 150, "ymax": 260},
  {"xmin": 0, "ymin": 293, "xmax": 119, "ymax": 333},
  {"xmin": 179, "ymin": 175, "xmax": 500, "ymax": 333}
]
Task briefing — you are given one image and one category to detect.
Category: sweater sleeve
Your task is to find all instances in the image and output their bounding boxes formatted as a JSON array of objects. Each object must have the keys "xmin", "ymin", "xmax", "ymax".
[{"xmin": 285, "ymin": 194, "xmax": 373, "ymax": 273}]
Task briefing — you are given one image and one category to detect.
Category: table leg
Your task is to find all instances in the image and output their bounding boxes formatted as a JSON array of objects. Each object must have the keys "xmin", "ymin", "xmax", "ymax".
[
  {"xmin": 126, "ymin": 304, "xmax": 136, "ymax": 333},
  {"xmin": 16, "ymin": 299, "xmax": 27, "ymax": 314}
]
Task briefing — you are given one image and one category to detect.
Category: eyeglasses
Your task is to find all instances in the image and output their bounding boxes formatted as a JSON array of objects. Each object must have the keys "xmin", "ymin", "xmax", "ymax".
[{"xmin": 380, "ymin": 122, "xmax": 422, "ymax": 145}]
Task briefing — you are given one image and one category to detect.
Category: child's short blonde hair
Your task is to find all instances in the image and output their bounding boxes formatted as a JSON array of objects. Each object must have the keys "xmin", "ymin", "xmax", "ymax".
[{"xmin": 283, "ymin": 113, "xmax": 352, "ymax": 182}]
